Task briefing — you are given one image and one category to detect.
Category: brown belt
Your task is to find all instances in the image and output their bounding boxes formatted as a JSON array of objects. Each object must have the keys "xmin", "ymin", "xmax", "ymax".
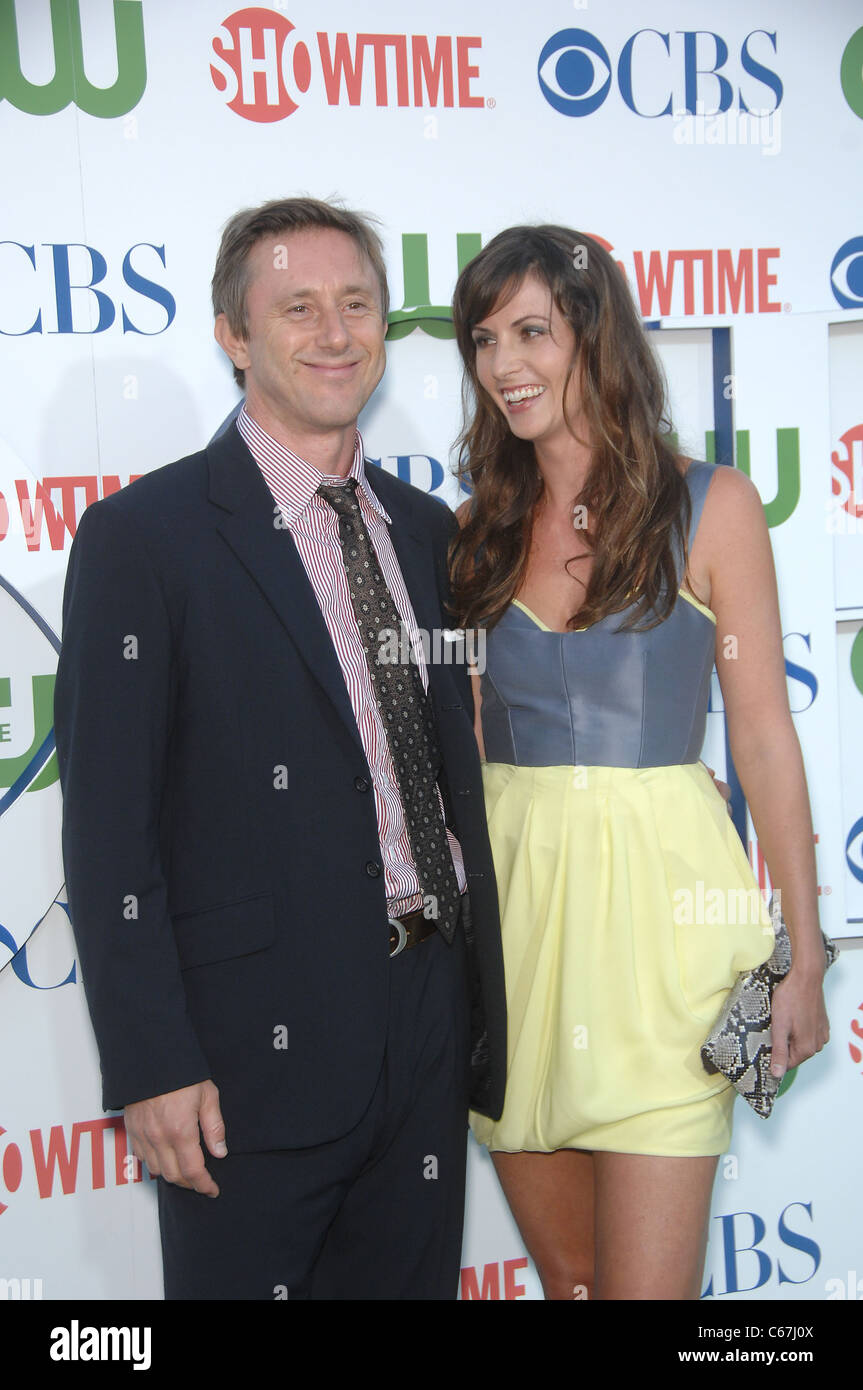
[{"xmin": 387, "ymin": 907, "xmax": 437, "ymax": 958}]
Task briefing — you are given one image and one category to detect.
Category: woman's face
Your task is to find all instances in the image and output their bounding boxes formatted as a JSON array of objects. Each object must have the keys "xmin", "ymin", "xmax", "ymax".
[{"xmin": 470, "ymin": 272, "xmax": 584, "ymax": 452}]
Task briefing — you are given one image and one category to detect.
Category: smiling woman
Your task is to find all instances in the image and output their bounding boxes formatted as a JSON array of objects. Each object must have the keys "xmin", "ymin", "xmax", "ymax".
[
  {"xmin": 451, "ymin": 226, "xmax": 690, "ymax": 637},
  {"xmin": 448, "ymin": 223, "xmax": 829, "ymax": 1302},
  {"xmin": 471, "ymin": 280, "xmax": 579, "ymax": 431}
]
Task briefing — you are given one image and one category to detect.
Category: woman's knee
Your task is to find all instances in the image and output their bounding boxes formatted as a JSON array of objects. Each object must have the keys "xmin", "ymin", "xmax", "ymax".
[{"xmin": 538, "ymin": 1262, "xmax": 595, "ymax": 1301}]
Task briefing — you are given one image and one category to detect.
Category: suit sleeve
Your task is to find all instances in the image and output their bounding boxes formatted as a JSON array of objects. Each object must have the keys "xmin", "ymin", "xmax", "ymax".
[
  {"xmin": 54, "ymin": 499, "xmax": 212, "ymax": 1109},
  {"xmin": 431, "ymin": 500, "xmax": 472, "ymax": 710}
]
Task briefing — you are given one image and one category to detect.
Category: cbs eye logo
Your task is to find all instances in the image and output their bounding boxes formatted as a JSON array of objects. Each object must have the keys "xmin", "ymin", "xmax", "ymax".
[
  {"xmin": 830, "ymin": 237, "xmax": 863, "ymax": 309},
  {"xmin": 537, "ymin": 29, "xmax": 612, "ymax": 117},
  {"xmin": 847, "ymin": 814, "xmax": 863, "ymax": 886}
]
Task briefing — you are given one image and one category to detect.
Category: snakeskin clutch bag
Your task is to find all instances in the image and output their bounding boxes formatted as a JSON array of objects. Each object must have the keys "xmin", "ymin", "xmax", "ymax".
[{"xmin": 701, "ymin": 904, "xmax": 838, "ymax": 1118}]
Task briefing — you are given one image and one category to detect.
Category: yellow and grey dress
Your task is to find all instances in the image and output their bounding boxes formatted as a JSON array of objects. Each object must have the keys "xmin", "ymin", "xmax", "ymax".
[{"xmin": 469, "ymin": 463, "xmax": 774, "ymax": 1157}]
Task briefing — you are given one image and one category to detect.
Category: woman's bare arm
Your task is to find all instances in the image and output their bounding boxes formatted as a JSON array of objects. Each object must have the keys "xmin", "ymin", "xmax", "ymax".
[{"xmin": 698, "ymin": 466, "xmax": 829, "ymax": 1076}]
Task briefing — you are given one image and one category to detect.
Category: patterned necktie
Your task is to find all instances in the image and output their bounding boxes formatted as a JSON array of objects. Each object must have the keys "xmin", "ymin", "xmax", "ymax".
[{"xmin": 316, "ymin": 478, "xmax": 460, "ymax": 943}]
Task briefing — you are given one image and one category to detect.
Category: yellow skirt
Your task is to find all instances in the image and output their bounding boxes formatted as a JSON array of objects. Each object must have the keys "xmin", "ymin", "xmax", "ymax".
[{"xmin": 470, "ymin": 761, "xmax": 775, "ymax": 1157}]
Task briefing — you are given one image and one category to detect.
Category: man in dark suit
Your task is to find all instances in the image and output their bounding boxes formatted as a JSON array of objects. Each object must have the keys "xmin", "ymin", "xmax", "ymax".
[{"xmin": 53, "ymin": 196, "xmax": 505, "ymax": 1299}]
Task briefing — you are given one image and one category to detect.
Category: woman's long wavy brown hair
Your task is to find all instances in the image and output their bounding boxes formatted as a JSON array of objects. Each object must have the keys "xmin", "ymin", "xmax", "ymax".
[{"xmin": 449, "ymin": 225, "xmax": 690, "ymax": 632}]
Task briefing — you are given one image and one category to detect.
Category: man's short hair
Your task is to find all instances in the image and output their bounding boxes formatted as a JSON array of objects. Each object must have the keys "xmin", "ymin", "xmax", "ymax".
[{"xmin": 212, "ymin": 196, "xmax": 390, "ymax": 388}]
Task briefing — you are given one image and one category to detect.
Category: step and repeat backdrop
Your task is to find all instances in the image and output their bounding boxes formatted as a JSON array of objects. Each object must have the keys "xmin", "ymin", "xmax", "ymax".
[{"xmin": 1, "ymin": 0, "xmax": 862, "ymax": 1302}]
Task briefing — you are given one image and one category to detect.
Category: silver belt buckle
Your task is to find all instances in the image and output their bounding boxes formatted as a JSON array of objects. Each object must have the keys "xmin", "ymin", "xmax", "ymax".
[{"xmin": 388, "ymin": 916, "xmax": 408, "ymax": 958}]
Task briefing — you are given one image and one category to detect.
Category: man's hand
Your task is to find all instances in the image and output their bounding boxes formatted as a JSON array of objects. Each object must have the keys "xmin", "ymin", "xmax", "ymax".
[{"xmin": 125, "ymin": 1079, "xmax": 226, "ymax": 1197}]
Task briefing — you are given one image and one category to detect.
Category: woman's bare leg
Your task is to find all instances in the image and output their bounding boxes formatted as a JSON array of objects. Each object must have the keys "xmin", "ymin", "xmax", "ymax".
[
  {"xmin": 593, "ymin": 1152, "xmax": 718, "ymax": 1300},
  {"xmin": 491, "ymin": 1150, "xmax": 595, "ymax": 1300},
  {"xmin": 490, "ymin": 1149, "xmax": 718, "ymax": 1300}
]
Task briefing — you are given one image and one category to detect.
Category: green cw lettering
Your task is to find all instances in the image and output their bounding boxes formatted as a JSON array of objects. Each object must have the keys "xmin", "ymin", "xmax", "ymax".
[
  {"xmin": 0, "ymin": 0, "xmax": 146, "ymax": 118},
  {"xmin": 851, "ymin": 629, "xmax": 863, "ymax": 697},
  {"xmin": 705, "ymin": 427, "xmax": 800, "ymax": 527},
  {"xmin": 387, "ymin": 232, "xmax": 481, "ymax": 340},
  {"xmin": 0, "ymin": 674, "xmax": 58, "ymax": 791}
]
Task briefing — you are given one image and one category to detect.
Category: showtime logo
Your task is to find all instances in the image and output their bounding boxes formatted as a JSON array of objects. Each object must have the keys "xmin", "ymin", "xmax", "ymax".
[
  {"xmin": 831, "ymin": 424, "xmax": 863, "ymax": 521},
  {"xmin": 592, "ymin": 236, "xmax": 782, "ymax": 316},
  {"xmin": 849, "ymin": 1002, "xmax": 863, "ymax": 1070},
  {"xmin": 0, "ymin": 471, "xmax": 142, "ymax": 550},
  {"xmin": 210, "ymin": 8, "xmax": 485, "ymax": 122},
  {"xmin": 0, "ymin": 1117, "xmax": 151, "ymax": 1215},
  {"xmin": 460, "ymin": 1257, "xmax": 529, "ymax": 1300},
  {"xmin": 388, "ymin": 228, "xmax": 784, "ymax": 330}
]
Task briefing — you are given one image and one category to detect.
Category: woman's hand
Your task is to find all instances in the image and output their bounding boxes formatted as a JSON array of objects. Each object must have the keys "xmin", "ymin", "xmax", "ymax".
[
  {"xmin": 769, "ymin": 965, "xmax": 830, "ymax": 1078},
  {"xmin": 703, "ymin": 765, "xmax": 732, "ymax": 811}
]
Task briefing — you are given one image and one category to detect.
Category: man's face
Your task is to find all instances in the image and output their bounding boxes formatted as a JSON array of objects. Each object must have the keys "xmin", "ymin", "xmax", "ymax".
[{"xmin": 217, "ymin": 227, "xmax": 387, "ymax": 442}]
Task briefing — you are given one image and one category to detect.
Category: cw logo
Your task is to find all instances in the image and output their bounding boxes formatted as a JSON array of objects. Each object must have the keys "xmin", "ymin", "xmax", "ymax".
[
  {"xmin": 704, "ymin": 426, "xmax": 800, "ymax": 528},
  {"xmin": 0, "ymin": 575, "xmax": 66, "ymax": 974},
  {"xmin": 852, "ymin": 633, "xmax": 863, "ymax": 698},
  {"xmin": 387, "ymin": 232, "xmax": 481, "ymax": 340},
  {"xmin": 0, "ymin": 672, "xmax": 58, "ymax": 799},
  {"xmin": 0, "ymin": 0, "xmax": 146, "ymax": 118},
  {"xmin": 841, "ymin": 26, "xmax": 863, "ymax": 120}
]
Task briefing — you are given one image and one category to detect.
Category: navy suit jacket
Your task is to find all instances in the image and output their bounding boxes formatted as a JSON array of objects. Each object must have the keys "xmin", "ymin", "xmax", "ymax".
[{"xmin": 54, "ymin": 422, "xmax": 506, "ymax": 1151}]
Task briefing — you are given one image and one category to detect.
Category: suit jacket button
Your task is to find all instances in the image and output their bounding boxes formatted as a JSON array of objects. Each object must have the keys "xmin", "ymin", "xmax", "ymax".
[
  {"xmin": 354, "ymin": 776, "xmax": 370, "ymax": 792},
  {"xmin": 365, "ymin": 860, "xmax": 381, "ymax": 878}
]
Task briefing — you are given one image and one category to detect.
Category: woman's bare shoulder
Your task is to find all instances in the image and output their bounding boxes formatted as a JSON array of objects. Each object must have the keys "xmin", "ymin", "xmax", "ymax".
[{"xmin": 698, "ymin": 463, "xmax": 764, "ymax": 533}]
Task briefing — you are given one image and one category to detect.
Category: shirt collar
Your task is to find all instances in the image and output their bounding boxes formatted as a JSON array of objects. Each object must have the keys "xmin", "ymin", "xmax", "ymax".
[{"xmin": 237, "ymin": 403, "xmax": 391, "ymax": 525}]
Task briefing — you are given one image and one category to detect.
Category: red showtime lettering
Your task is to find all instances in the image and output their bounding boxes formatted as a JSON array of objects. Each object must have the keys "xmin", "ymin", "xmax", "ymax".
[{"xmin": 460, "ymin": 1257, "xmax": 529, "ymax": 1300}]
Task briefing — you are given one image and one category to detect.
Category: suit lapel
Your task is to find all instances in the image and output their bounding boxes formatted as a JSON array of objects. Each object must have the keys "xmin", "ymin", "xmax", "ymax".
[
  {"xmin": 206, "ymin": 426, "xmax": 462, "ymax": 760},
  {"xmin": 364, "ymin": 466, "xmax": 463, "ymax": 712},
  {"xmin": 207, "ymin": 425, "xmax": 367, "ymax": 760}
]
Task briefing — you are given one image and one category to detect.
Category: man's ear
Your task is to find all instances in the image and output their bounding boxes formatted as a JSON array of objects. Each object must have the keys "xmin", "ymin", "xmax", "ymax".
[{"xmin": 214, "ymin": 313, "xmax": 251, "ymax": 374}]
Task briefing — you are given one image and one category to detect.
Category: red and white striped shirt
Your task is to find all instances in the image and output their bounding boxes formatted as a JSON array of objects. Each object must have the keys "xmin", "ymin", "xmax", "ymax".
[{"xmin": 238, "ymin": 406, "xmax": 466, "ymax": 916}]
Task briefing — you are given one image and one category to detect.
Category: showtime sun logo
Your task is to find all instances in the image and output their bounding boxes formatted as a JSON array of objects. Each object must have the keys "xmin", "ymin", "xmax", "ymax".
[
  {"xmin": 849, "ymin": 1001, "xmax": 863, "ymax": 1071},
  {"xmin": 210, "ymin": 8, "xmax": 311, "ymax": 122}
]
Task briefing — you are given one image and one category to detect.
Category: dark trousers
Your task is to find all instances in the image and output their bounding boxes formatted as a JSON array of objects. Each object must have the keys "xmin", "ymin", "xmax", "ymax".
[{"xmin": 157, "ymin": 924, "xmax": 471, "ymax": 1299}]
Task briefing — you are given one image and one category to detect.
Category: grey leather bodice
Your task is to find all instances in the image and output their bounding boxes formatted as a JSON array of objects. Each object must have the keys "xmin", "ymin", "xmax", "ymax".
[{"xmin": 479, "ymin": 462, "xmax": 717, "ymax": 768}]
